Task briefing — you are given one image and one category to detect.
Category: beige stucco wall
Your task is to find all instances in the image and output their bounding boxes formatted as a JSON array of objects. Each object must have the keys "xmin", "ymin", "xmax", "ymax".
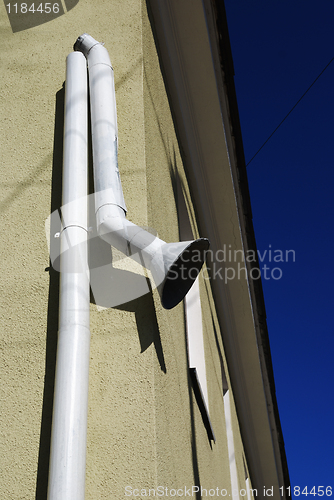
[{"xmin": 0, "ymin": 1, "xmax": 251, "ymax": 498}]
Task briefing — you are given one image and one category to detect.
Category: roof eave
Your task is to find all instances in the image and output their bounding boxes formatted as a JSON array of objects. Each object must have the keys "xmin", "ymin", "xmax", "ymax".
[{"xmin": 147, "ymin": 0, "xmax": 290, "ymax": 496}]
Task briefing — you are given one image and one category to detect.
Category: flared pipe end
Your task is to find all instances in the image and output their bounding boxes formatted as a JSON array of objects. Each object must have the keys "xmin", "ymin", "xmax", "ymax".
[
  {"xmin": 157, "ymin": 238, "xmax": 210, "ymax": 310},
  {"xmin": 74, "ymin": 33, "xmax": 100, "ymax": 56}
]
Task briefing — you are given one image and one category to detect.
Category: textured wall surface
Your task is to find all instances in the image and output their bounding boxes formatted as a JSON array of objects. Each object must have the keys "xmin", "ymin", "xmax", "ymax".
[{"xmin": 0, "ymin": 1, "xmax": 250, "ymax": 498}]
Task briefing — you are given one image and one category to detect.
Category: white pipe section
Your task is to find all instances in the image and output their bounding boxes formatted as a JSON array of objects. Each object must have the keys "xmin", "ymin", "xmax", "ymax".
[
  {"xmin": 185, "ymin": 277, "xmax": 209, "ymax": 409},
  {"xmin": 73, "ymin": 34, "xmax": 157, "ymax": 260},
  {"xmin": 47, "ymin": 51, "xmax": 90, "ymax": 500},
  {"xmin": 73, "ymin": 33, "xmax": 126, "ymax": 217},
  {"xmin": 74, "ymin": 34, "xmax": 209, "ymax": 310},
  {"xmin": 224, "ymin": 390, "xmax": 240, "ymax": 500}
]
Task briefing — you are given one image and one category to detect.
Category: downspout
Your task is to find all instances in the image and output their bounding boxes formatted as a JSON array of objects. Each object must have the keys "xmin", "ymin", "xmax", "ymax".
[
  {"xmin": 47, "ymin": 51, "xmax": 90, "ymax": 500},
  {"xmin": 74, "ymin": 34, "xmax": 209, "ymax": 309}
]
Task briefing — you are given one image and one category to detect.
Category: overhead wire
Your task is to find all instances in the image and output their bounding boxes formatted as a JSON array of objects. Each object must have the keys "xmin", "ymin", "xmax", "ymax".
[{"xmin": 246, "ymin": 55, "xmax": 334, "ymax": 167}]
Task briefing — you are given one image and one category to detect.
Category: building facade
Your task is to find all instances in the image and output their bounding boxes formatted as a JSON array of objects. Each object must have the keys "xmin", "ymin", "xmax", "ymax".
[{"xmin": 0, "ymin": 1, "xmax": 289, "ymax": 499}]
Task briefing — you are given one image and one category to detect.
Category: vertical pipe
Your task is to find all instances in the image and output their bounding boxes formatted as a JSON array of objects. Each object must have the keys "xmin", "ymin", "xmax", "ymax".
[
  {"xmin": 47, "ymin": 51, "xmax": 90, "ymax": 500},
  {"xmin": 73, "ymin": 33, "xmax": 127, "ymax": 219}
]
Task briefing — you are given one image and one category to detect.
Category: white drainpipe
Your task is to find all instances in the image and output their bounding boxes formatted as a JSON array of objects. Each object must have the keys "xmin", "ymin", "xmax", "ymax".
[
  {"xmin": 47, "ymin": 33, "xmax": 209, "ymax": 500},
  {"xmin": 74, "ymin": 34, "xmax": 209, "ymax": 309},
  {"xmin": 47, "ymin": 51, "xmax": 90, "ymax": 500}
]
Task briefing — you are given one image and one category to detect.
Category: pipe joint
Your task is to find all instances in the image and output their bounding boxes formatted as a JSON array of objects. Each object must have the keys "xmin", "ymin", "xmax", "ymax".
[
  {"xmin": 74, "ymin": 33, "xmax": 112, "ymax": 68},
  {"xmin": 74, "ymin": 33, "xmax": 100, "ymax": 56}
]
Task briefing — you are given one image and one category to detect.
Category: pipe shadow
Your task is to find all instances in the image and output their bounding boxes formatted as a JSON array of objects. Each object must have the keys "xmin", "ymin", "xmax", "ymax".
[
  {"xmin": 89, "ymin": 236, "xmax": 166, "ymax": 373},
  {"xmin": 115, "ymin": 291, "xmax": 166, "ymax": 373},
  {"xmin": 186, "ymin": 366, "xmax": 203, "ymax": 500},
  {"xmin": 35, "ymin": 85, "xmax": 64, "ymax": 500}
]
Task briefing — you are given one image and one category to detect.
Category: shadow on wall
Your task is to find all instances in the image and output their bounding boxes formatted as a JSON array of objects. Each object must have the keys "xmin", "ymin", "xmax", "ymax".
[
  {"xmin": 35, "ymin": 85, "xmax": 64, "ymax": 500},
  {"xmin": 89, "ymin": 236, "xmax": 166, "ymax": 373},
  {"xmin": 5, "ymin": 0, "xmax": 80, "ymax": 33},
  {"xmin": 115, "ymin": 292, "xmax": 166, "ymax": 374}
]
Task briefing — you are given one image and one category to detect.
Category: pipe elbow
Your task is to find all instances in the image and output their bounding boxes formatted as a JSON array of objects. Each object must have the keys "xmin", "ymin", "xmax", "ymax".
[
  {"xmin": 74, "ymin": 34, "xmax": 112, "ymax": 68},
  {"xmin": 96, "ymin": 205, "xmax": 162, "ymax": 268},
  {"xmin": 74, "ymin": 33, "xmax": 99, "ymax": 56}
]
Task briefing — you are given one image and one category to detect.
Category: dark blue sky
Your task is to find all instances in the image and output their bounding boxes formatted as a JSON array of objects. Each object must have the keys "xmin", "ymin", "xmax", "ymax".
[{"xmin": 224, "ymin": 0, "xmax": 334, "ymax": 494}]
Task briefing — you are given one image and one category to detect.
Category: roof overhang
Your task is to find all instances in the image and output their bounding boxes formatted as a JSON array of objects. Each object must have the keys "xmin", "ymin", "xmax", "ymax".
[{"xmin": 147, "ymin": 0, "xmax": 290, "ymax": 497}]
